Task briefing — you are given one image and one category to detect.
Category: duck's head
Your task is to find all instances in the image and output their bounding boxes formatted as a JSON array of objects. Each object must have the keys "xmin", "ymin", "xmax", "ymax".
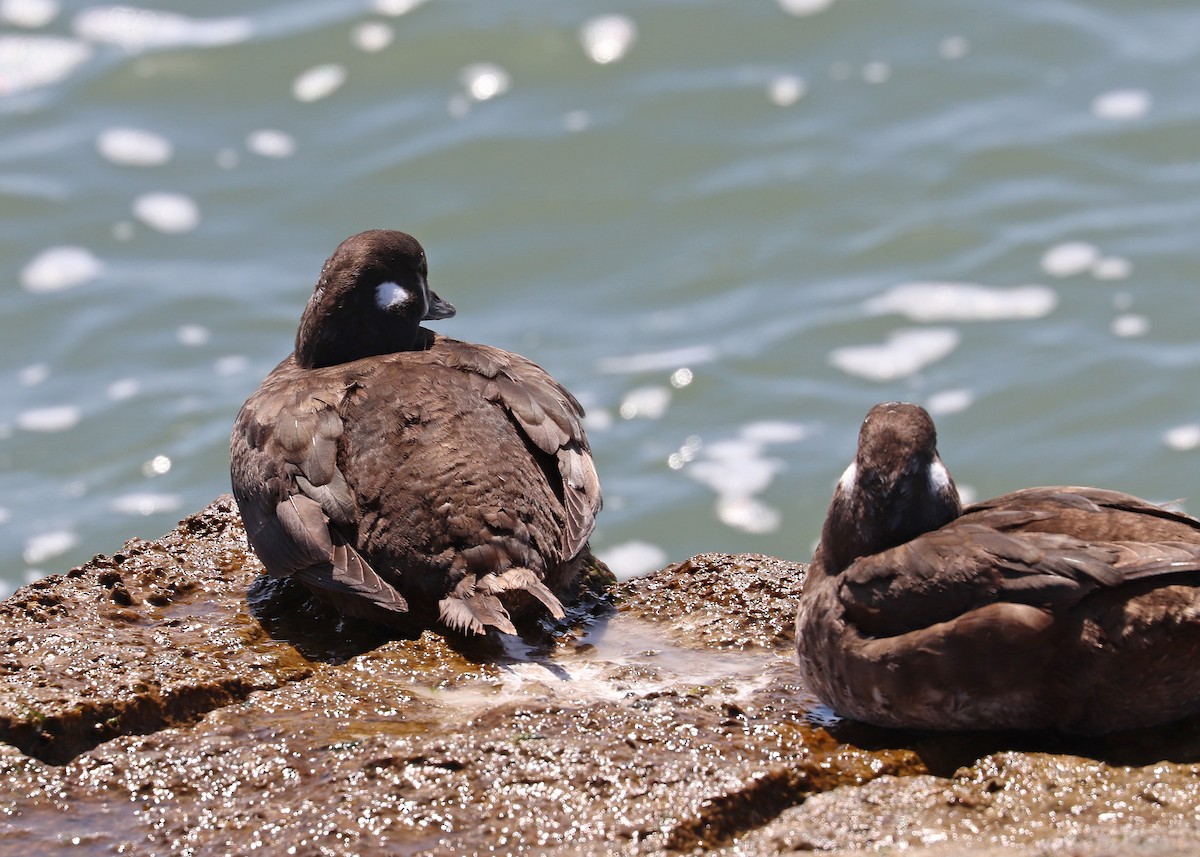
[
  {"xmin": 820, "ymin": 402, "xmax": 962, "ymax": 572},
  {"xmin": 295, "ymin": 229, "xmax": 456, "ymax": 369}
]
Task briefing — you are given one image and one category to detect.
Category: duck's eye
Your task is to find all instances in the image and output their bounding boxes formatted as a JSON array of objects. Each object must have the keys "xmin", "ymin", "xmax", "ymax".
[{"xmin": 376, "ymin": 282, "xmax": 415, "ymax": 311}]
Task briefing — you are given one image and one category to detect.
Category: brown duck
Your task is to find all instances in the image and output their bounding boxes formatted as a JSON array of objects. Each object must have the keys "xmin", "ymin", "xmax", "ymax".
[
  {"xmin": 796, "ymin": 401, "xmax": 1200, "ymax": 734},
  {"xmin": 230, "ymin": 230, "xmax": 602, "ymax": 636}
]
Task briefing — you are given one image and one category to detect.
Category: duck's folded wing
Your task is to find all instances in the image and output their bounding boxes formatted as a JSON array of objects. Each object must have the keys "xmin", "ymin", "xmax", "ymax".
[
  {"xmin": 232, "ymin": 383, "xmax": 408, "ymax": 613},
  {"xmin": 432, "ymin": 340, "xmax": 602, "ymax": 558},
  {"xmin": 839, "ymin": 523, "xmax": 1200, "ymax": 638}
]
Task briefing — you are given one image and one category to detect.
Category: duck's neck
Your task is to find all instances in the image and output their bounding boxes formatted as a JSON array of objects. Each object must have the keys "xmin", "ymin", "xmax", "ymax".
[{"xmin": 819, "ymin": 459, "xmax": 961, "ymax": 574}]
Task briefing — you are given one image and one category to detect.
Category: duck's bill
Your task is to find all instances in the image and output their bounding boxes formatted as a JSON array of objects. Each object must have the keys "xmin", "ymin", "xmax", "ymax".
[{"xmin": 424, "ymin": 291, "xmax": 456, "ymax": 320}]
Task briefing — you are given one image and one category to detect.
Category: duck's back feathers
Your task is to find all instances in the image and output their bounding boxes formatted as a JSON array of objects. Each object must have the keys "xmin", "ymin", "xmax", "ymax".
[
  {"xmin": 796, "ymin": 403, "xmax": 1200, "ymax": 734},
  {"xmin": 232, "ymin": 335, "xmax": 600, "ymax": 635}
]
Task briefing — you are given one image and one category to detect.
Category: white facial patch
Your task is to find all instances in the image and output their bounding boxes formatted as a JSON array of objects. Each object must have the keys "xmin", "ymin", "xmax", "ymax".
[
  {"xmin": 375, "ymin": 281, "xmax": 416, "ymax": 312},
  {"xmin": 837, "ymin": 461, "xmax": 857, "ymax": 494},
  {"xmin": 929, "ymin": 458, "xmax": 954, "ymax": 495}
]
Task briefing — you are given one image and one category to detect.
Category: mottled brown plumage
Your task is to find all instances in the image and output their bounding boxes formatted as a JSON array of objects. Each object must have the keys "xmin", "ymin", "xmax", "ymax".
[
  {"xmin": 230, "ymin": 230, "xmax": 602, "ymax": 636},
  {"xmin": 796, "ymin": 402, "xmax": 1200, "ymax": 734}
]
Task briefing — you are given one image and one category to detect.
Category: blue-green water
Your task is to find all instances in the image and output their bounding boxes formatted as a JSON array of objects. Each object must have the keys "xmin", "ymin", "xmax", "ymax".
[{"xmin": 3, "ymin": 0, "xmax": 1200, "ymax": 593}]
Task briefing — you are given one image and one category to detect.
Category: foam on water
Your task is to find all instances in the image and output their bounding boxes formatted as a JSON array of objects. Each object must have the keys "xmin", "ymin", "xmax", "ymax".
[
  {"xmin": 23, "ymin": 530, "xmax": 75, "ymax": 565},
  {"xmin": 352, "ymin": 21, "xmax": 393, "ymax": 53},
  {"xmin": 1165, "ymin": 425, "xmax": 1200, "ymax": 452},
  {"xmin": 1093, "ymin": 256, "xmax": 1132, "ymax": 280},
  {"xmin": 0, "ymin": 35, "xmax": 90, "ymax": 95},
  {"xmin": 778, "ymin": 0, "xmax": 837, "ymax": 15},
  {"xmin": 829, "ymin": 328, "xmax": 960, "ymax": 382},
  {"xmin": 72, "ymin": 7, "xmax": 251, "ymax": 52},
  {"xmin": 18, "ymin": 363, "xmax": 49, "ymax": 386},
  {"xmin": 580, "ymin": 15, "xmax": 637, "ymax": 66},
  {"xmin": 861, "ymin": 61, "xmax": 891, "ymax": 84},
  {"xmin": 292, "ymin": 64, "xmax": 346, "ymax": 103},
  {"xmin": 684, "ymin": 421, "xmax": 806, "ymax": 535},
  {"xmin": 133, "ymin": 192, "xmax": 199, "ymax": 233},
  {"xmin": 1111, "ymin": 314, "xmax": 1149, "ymax": 338},
  {"xmin": 96, "ymin": 127, "xmax": 172, "ymax": 167},
  {"xmin": 17, "ymin": 405, "xmax": 80, "ymax": 432},
  {"xmin": 1092, "ymin": 89, "xmax": 1151, "ymax": 121},
  {"xmin": 618, "ymin": 386, "xmax": 671, "ymax": 420},
  {"xmin": 20, "ymin": 246, "xmax": 102, "ymax": 293},
  {"xmin": 865, "ymin": 282, "xmax": 1058, "ymax": 322},
  {"xmin": 939, "ymin": 36, "xmax": 969, "ymax": 60},
  {"xmin": 246, "ymin": 129, "xmax": 296, "ymax": 159},
  {"xmin": 106, "ymin": 378, "xmax": 140, "ymax": 401},
  {"xmin": 1040, "ymin": 241, "xmax": 1101, "ymax": 278},
  {"xmin": 768, "ymin": 75, "xmax": 806, "ymax": 107},
  {"xmin": 1, "ymin": 0, "xmax": 57, "ymax": 29},
  {"xmin": 926, "ymin": 388, "xmax": 974, "ymax": 415},
  {"xmin": 373, "ymin": 0, "xmax": 426, "ymax": 15},
  {"xmin": 177, "ymin": 322, "xmax": 212, "ymax": 345},
  {"xmin": 597, "ymin": 345, "xmax": 718, "ymax": 374},
  {"xmin": 111, "ymin": 493, "xmax": 181, "ymax": 516},
  {"xmin": 596, "ymin": 540, "xmax": 669, "ymax": 579}
]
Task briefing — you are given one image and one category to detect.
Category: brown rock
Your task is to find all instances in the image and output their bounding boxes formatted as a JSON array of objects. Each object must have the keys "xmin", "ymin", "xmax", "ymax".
[{"xmin": 0, "ymin": 499, "xmax": 1197, "ymax": 855}]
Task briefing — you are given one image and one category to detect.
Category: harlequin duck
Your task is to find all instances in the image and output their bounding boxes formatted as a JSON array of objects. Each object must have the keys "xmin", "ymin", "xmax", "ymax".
[
  {"xmin": 230, "ymin": 230, "xmax": 604, "ymax": 636},
  {"xmin": 796, "ymin": 401, "xmax": 1200, "ymax": 734}
]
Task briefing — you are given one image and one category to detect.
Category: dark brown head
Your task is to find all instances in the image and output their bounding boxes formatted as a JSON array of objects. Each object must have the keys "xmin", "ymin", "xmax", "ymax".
[
  {"xmin": 294, "ymin": 230, "xmax": 456, "ymax": 369},
  {"xmin": 819, "ymin": 402, "xmax": 962, "ymax": 573}
]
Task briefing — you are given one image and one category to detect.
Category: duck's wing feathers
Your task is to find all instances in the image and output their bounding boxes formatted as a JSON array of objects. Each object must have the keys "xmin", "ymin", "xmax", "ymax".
[
  {"xmin": 840, "ymin": 519, "xmax": 1200, "ymax": 639},
  {"xmin": 231, "ymin": 366, "xmax": 408, "ymax": 614},
  {"xmin": 430, "ymin": 338, "xmax": 601, "ymax": 558}
]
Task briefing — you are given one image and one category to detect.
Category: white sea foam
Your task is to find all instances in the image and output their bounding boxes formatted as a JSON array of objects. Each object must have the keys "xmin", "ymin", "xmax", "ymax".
[
  {"xmin": 112, "ymin": 492, "xmax": 181, "ymax": 516},
  {"xmin": 778, "ymin": 0, "xmax": 836, "ymax": 15},
  {"xmin": 1040, "ymin": 241, "xmax": 1100, "ymax": 278},
  {"xmin": 861, "ymin": 61, "xmax": 890, "ymax": 84},
  {"xmin": 1111, "ymin": 314, "xmax": 1149, "ymax": 338},
  {"xmin": 133, "ymin": 192, "xmax": 199, "ymax": 233},
  {"xmin": 18, "ymin": 364, "xmax": 49, "ymax": 386},
  {"xmin": 829, "ymin": 327, "xmax": 960, "ymax": 382},
  {"xmin": 768, "ymin": 74, "xmax": 806, "ymax": 106},
  {"xmin": 1166, "ymin": 424, "xmax": 1200, "ymax": 451},
  {"xmin": 293, "ymin": 63, "xmax": 346, "ymax": 102},
  {"xmin": 461, "ymin": 62, "xmax": 509, "ymax": 102},
  {"xmin": 865, "ymin": 282, "xmax": 1057, "ymax": 322},
  {"xmin": 1, "ymin": 0, "xmax": 58, "ymax": 28},
  {"xmin": 0, "ymin": 35, "xmax": 91, "ymax": 95},
  {"xmin": 17, "ymin": 405, "xmax": 80, "ymax": 432},
  {"xmin": 1092, "ymin": 89, "xmax": 1151, "ymax": 121},
  {"xmin": 352, "ymin": 21, "xmax": 393, "ymax": 53},
  {"xmin": 176, "ymin": 324, "xmax": 210, "ymax": 346},
  {"xmin": 939, "ymin": 36, "xmax": 969, "ymax": 60},
  {"xmin": 684, "ymin": 421, "xmax": 806, "ymax": 535},
  {"xmin": 107, "ymin": 378, "xmax": 140, "ymax": 400},
  {"xmin": 215, "ymin": 354, "xmax": 249, "ymax": 375},
  {"xmin": 580, "ymin": 14, "xmax": 636, "ymax": 65},
  {"xmin": 23, "ymin": 530, "xmax": 75, "ymax": 565},
  {"xmin": 373, "ymin": 0, "xmax": 426, "ymax": 14},
  {"xmin": 596, "ymin": 541, "xmax": 669, "ymax": 579},
  {"xmin": 1093, "ymin": 256, "xmax": 1132, "ymax": 280},
  {"xmin": 96, "ymin": 126, "xmax": 172, "ymax": 166},
  {"xmin": 246, "ymin": 129, "xmax": 296, "ymax": 159},
  {"xmin": 73, "ymin": 7, "xmax": 251, "ymax": 52},
  {"xmin": 20, "ymin": 246, "xmax": 102, "ymax": 292},
  {"xmin": 619, "ymin": 386, "xmax": 671, "ymax": 420},
  {"xmin": 926, "ymin": 388, "xmax": 974, "ymax": 415},
  {"xmin": 598, "ymin": 345, "xmax": 718, "ymax": 374}
]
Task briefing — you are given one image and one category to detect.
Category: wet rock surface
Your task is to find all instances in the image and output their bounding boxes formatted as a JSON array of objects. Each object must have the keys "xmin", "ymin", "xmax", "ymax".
[{"xmin": 0, "ymin": 498, "xmax": 1197, "ymax": 855}]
